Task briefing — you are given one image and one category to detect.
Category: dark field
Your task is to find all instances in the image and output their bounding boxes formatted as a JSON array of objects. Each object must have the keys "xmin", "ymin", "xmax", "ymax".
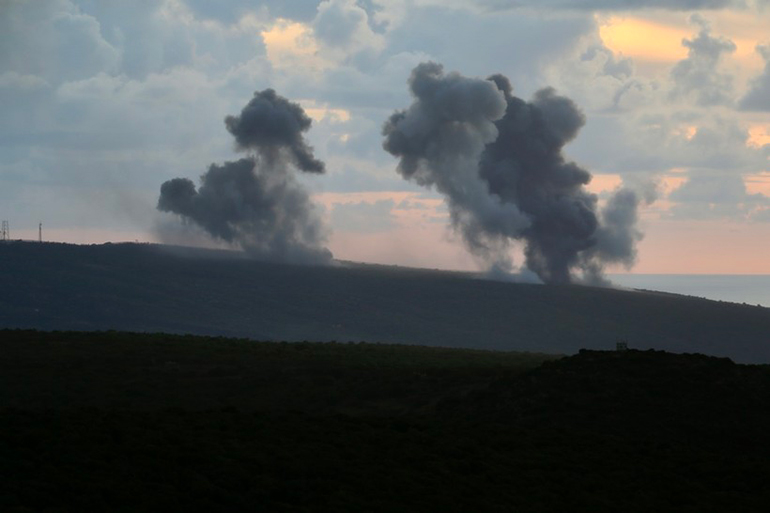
[
  {"xmin": 2, "ymin": 330, "xmax": 770, "ymax": 512},
  {"xmin": 2, "ymin": 241, "xmax": 770, "ymax": 362}
]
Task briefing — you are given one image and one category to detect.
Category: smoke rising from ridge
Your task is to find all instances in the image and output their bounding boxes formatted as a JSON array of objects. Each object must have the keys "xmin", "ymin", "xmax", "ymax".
[
  {"xmin": 225, "ymin": 89, "xmax": 326, "ymax": 173},
  {"xmin": 383, "ymin": 63, "xmax": 650, "ymax": 284},
  {"xmin": 157, "ymin": 89, "xmax": 332, "ymax": 264}
]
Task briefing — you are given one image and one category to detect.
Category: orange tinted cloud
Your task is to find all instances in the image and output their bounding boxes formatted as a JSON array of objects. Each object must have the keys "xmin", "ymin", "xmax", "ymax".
[
  {"xmin": 745, "ymin": 172, "xmax": 770, "ymax": 196},
  {"xmin": 747, "ymin": 124, "xmax": 770, "ymax": 148},
  {"xmin": 261, "ymin": 19, "xmax": 331, "ymax": 72},
  {"xmin": 598, "ymin": 15, "xmax": 761, "ymax": 72},
  {"xmin": 314, "ymin": 191, "xmax": 417, "ymax": 207},
  {"xmin": 599, "ymin": 17, "xmax": 689, "ymax": 62},
  {"xmin": 585, "ymin": 173, "xmax": 622, "ymax": 195},
  {"xmin": 298, "ymin": 100, "xmax": 351, "ymax": 123}
]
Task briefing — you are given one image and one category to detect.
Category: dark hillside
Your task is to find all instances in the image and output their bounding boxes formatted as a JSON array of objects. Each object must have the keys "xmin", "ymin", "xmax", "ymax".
[
  {"xmin": 2, "ymin": 331, "xmax": 770, "ymax": 512},
  {"xmin": 0, "ymin": 330, "xmax": 555, "ymax": 413},
  {"xmin": 458, "ymin": 349, "xmax": 770, "ymax": 435},
  {"xmin": 1, "ymin": 241, "xmax": 770, "ymax": 362}
]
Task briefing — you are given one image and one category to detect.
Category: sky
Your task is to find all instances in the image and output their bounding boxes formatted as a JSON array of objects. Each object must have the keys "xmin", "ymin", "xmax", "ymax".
[{"xmin": 1, "ymin": 0, "xmax": 769, "ymax": 275}]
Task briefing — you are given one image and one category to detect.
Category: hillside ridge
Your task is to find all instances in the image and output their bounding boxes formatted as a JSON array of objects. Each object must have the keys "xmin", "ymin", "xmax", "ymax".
[{"xmin": 2, "ymin": 241, "xmax": 770, "ymax": 362}]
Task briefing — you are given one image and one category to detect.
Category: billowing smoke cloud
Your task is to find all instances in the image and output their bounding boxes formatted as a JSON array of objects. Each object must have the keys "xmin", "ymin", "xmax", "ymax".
[
  {"xmin": 224, "ymin": 89, "xmax": 325, "ymax": 173},
  {"xmin": 383, "ymin": 62, "xmax": 650, "ymax": 284},
  {"xmin": 158, "ymin": 89, "xmax": 332, "ymax": 264}
]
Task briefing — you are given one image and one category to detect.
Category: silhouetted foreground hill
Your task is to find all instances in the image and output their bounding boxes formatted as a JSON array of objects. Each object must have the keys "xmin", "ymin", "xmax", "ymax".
[
  {"xmin": 2, "ymin": 241, "xmax": 770, "ymax": 362},
  {"xmin": 0, "ymin": 330, "xmax": 556, "ymax": 413},
  {"xmin": 1, "ymin": 331, "xmax": 769, "ymax": 512}
]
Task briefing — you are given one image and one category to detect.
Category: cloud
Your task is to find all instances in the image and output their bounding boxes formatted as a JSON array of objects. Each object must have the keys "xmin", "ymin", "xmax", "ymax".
[
  {"xmin": 75, "ymin": 1, "xmax": 271, "ymax": 79},
  {"xmin": 669, "ymin": 15, "xmax": 737, "ymax": 106},
  {"xmin": 681, "ymin": 121, "xmax": 768, "ymax": 171},
  {"xmin": 751, "ymin": 206, "xmax": 770, "ymax": 221},
  {"xmin": 259, "ymin": 1, "xmax": 384, "ymax": 79},
  {"xmin": 184, "ymin": 0, "xmax": 321, "ymax": 23},
  {"xmin": 0, "ymin": 71, "xmax": 50, "ymax": 91},
  {"xmin": 2, "ymin": 0, "xmax": 769, "ymax": 274},
  {"xmin": 739, "ymin": 44, "xmax": 770, "ymax": 111},
  {"xmin": 330, "ymin": 199, "xmax": 396, "ymax": 232},
  {"xmin": 261, "ymin": 18, "xmax": 334, "ymax": 75},
  {"xmin": 279, "ymin": 50, "xmax": 431, "ymax": 111},
  {"xmin": 0, "ymin": 71, "xmax": 52, "ymax": 137},
  {"xmin": 566, "ymin": 103, "xmax": 768, "ymax": 185},
  {"xmin": 542, "ymin": 31, "xmax": 660, "ymax": 113},
  {"xmin": 383, "ymin": 5, "xmax": 595, "ymax": 88},
  {"xmin": 320, "ymin": 165, "xmax": 422, "ymax": 193},
  {"xmin": 313, "ymin": 0, "xmax": 384, "ymax": 57},
  {"xmin": 667, "ymin": 169, "xmax": 770, "ymax": 220},
  {"xmin": 0, "ymin": 0, "xmax": 120, "ymax": 83},
  {"xmin": 265, "ymin": 2, "xmax": 602, "ymax": 169},
  {"xmin": 384, "ymin": 0, "xmax": 744, "ymax": 13},
  {"xmin": 477, "ymin": 0, "xmax": 741, "ymax": 10},
  {"xmin": 49, "ymin": 67, "xmax": 229, "ymax": 153}
]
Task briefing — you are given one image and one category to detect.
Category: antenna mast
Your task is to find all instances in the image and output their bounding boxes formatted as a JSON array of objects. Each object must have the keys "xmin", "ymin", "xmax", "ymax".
[
  {"xmin": 1, "ymin": 220, "xmax": 8, "ymax": 241},
  {"xmin": 39, "ymin": 222, "xmax": 42, "ymax": 243}
]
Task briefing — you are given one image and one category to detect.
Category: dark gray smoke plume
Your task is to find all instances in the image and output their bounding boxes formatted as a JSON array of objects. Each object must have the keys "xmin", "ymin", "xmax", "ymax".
[
  {"xmin": 383, "ymin": 63, "xmax": 648, "ymax": 284},
  {"xmin": 158, "ymin": 89, "xmax": 332, "ymax": 264},
  {"xmin": 225, "ymin": 89, "xmax": 325, "ymax": 173}
]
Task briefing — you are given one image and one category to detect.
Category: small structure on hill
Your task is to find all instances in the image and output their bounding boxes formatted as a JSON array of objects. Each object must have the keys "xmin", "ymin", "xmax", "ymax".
[{"xmin": 616, "ymin": 341, "xmax": 628, "ymax": 352}]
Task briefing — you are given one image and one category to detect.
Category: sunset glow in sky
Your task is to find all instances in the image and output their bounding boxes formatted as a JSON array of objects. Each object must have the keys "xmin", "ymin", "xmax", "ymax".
[{"xmin": 2, "ymin": 0, "xmax": 769, "ymax": 275}]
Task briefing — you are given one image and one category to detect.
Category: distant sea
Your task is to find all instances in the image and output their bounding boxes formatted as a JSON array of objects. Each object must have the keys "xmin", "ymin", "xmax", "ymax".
[{"xmin": 609, "ymin": 274, "xmax": 770, "ymax": 308}]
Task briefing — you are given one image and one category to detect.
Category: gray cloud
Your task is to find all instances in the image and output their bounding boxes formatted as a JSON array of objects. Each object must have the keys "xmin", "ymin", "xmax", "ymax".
[
  {"xmin": 183, "ymin": 0, "xmax": 322, "ymax": 23},
  {"xmin": 667, "ymin": 169, "xmax": 769, "ymax": 221},
  {"xmin": 739, "ymin": 45, "xmax": 770, "ymax": 111},
  {"xmin": 383, "ymin": 62, "xmax": 647, "ymax": 284},
  {"xmin": 313, "ymin": 0, "xmax": 382, "ymax": 54},
  {"xmin": 76, "ymin": 1, "xmax": 269, "ymax": 79},
  {"xmin": 480, "ymin": 0, "xmax": 740, "ymax": 10},
  {"xmin": 2, "ymin": 0, "xmax": 766, "ymax": 265},
  {"xmin": 580, "ymin": 45, "xmax": 633, "ymax": 81},
  {"xmin": 566, "ymin": 106, "xmax": 768, "ymax": 189},
  {"xmin": 669, "ymin": 16, "xmax": 737, "ymax": 106},
  {"xmin": 158, "ymin": 89, "xmax": 332, "ymax": 264},
  {"xmin": 0, "ymin": 0, "xmax": 120, "ymax": 83},
  {"xmin": 384, "ymin": 6, "xmax": 595, "ymax": 91},
  {"xmin": 751, "ymin": 207, "xmax": 770, "ymax": 222},
  {"xmin": 314, "ymin": 0, "xmax": 366, "ymax": 49},
  {"xmin": 321, "ymin": 165, "xmax": 421, "ymax": 193},
  {"xmin": 330, "ymin": 199, "xmax": 396, "ymax": 232}
]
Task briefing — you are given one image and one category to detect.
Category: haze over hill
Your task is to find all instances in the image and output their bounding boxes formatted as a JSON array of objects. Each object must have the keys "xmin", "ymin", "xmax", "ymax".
[{"xmin": 1, "ymin": 241, "xmax": 769, "ymax": 363}]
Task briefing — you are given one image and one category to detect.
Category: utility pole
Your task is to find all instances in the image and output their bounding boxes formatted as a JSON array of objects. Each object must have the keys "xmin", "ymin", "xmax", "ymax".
[
  {"xmin": 1, "ymin": 220, "xmax": 8, "ymax": 241},
  {"xmin": 39, "ymin": 222, "xmax": 42, "ymax": 243}
]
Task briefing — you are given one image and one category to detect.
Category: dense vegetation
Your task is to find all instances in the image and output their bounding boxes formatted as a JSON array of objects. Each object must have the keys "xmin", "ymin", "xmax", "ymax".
[
  {"xmin": 2, "ymin": 330, "xmax": 770, "ymax": 511},
  {"xmin": 2, "ymin": 241, "xmax": 770, "ymax": 362}
]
